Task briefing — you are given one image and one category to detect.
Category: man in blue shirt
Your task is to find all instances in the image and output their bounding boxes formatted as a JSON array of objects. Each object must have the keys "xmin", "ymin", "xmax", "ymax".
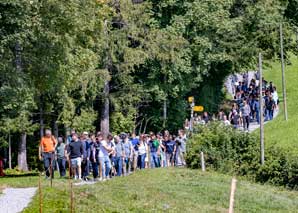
[{"xmin": 130, "ymin": 133, "xmax": 139, "ymax": 172}]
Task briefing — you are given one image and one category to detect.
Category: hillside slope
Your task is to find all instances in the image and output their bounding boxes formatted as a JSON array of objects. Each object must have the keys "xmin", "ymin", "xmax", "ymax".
[
  {"xmin": 21, "ymin": 168, "xmax": 298, "ymax": 213},
  {"xmin": 263, "ymin": 56, "xmax": 298, "ymax": 154}
]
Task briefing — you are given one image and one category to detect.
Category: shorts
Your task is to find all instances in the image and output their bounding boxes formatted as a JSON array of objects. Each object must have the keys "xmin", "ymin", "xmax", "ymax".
[
  {"xmin": 166, "ymin": 153, "xmax": 174, "ymax": 162},
  {"xmin": 71, "ymin": 157, "xmax": 82, "ymax": 168}
]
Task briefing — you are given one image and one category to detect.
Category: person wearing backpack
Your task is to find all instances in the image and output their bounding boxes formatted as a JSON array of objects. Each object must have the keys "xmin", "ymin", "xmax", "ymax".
[
  {"xmin": 148, "ymin": 134, "xmax": 160, "ymax": 168},
  {"xmin": 137, "ymin": 135, "xmax": 148, "ymax": 169}
]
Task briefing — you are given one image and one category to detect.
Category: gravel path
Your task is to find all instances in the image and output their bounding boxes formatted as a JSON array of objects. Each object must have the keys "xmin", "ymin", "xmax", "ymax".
[{"xmin": 0, "ymin": 187, "xmax": 37, "ymax": 213}]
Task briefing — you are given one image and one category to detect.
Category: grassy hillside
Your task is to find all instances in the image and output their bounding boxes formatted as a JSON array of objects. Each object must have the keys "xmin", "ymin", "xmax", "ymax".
[
  {"xmin": 263, "ymin": 55, "xmax": 298, "ymax": 154},
  {"xmin": 6, "ymin": 168, "xmax": 295, "ymax": 212}
]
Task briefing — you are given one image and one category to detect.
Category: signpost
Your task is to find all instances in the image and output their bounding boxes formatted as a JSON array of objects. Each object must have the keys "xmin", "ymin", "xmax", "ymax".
[{"xmin": 193, "ymin": 106, "xmax": 204, "ymax": 112}]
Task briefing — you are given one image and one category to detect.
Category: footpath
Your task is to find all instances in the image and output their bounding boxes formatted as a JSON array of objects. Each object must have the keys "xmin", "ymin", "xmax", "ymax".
[
  {"xmin": 0, "ymin": 187, "xmax": 37, "ymax": 213},
  {"xmin": 225, "ymin": 71, "xmax": 278, "ymax": 133}
]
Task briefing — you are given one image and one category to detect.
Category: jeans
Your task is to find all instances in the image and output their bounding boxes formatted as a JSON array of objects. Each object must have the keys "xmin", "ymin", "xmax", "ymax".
[
  {"xmin": 138, "ymin": 154, "xmax": 146, "ymax": 169},
  {"xmin": 81, "ymin": 159, "xmax": 90, "ymax": 178},
  {"xmin": 150, "ymin": 152, "xmax": 160, "ymax": 168},
  {"xmin": 123, "ymin": 157, "xmax": 131, "ymax": 175},
  {"xmin": 114, "ymin": 157, "xmax": 123, "ymax": 176},
  {"xmin": 99, "ymin": 156, "xmax": 111, "ymax": 179},
  {"xmin": 57, "ymin": 158, "xmax": 66, "ymax": 177},
  {"xmin": 91, "ymin": 161, "xmax": 99, "ymax": 178},
  {"xmin": 255, "ymin": 110, "xmax": 260, "ymax": 124},
  {"xmin": 243, "ymin": 115, "xmax": 250, "ymax": 130},
  {"xmin": 42, "ymin": 152, "xmax": 54, "ymax": 178}
]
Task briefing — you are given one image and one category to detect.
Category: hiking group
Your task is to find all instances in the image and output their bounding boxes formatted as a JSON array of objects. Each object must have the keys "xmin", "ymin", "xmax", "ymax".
[
  {"xmin": 185, "ymin": 72, "xmax": 279, "ymax": 132},
  {"xmin": 39, "ymin": 129, "xmax": 187, "ymax": 181}
]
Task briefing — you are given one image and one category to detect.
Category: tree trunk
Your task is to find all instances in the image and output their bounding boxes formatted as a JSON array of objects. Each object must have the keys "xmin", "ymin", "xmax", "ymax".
[
  {"xmin": 18, "ymin": 132, "xmax": 28, "ymax": 171},
  {"xmin": 53, "ymin": 120, "xmax": 59, "ymax": 138},
  {"xmin": 40, "ymin": 102, "xmax": 44, "ymax": 138},
  {"xmin": 8, "ymin": 132, "xmax": 12, "ymax": 169},
  {"xmin": 101, "ymin": 80, "xmax": 110, "ymax": 139},
  {"xmin": 163, "ymin": 99, "xmax": 167, "ymax": 129}
]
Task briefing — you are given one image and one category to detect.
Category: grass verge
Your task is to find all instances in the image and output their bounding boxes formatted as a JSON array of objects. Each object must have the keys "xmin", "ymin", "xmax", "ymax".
[{"xmin": 12, "ymin": 168, "xmax": 298, "ymax": 213}]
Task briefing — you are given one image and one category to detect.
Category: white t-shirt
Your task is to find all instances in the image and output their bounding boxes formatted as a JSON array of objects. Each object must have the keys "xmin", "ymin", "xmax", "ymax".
[
  {"xmin": 138, "ymin": 142, "xmax": 147, "ymax": 155},
  {"xmin": 99, "ymin": 140, "xmax": 109, "ymax": 157}
]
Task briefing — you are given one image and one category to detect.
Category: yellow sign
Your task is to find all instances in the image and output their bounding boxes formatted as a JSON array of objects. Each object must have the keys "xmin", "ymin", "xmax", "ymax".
[
  {"xmin": 193, "ymin": 106, "xmax": 204, "ymax": 112},
  {"xmin": 188, "ymin": 96, "xmax": 194, "ymax": 103}
]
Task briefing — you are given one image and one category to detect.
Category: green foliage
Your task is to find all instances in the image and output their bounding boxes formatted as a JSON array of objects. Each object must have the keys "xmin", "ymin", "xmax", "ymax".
[
  {"xmin": 110, "ymin": 112, "xmax": 135, "ymax": 134},
  {"xmin": 187, "ymin": 122, "xmax": 298, "ymax": 189}
]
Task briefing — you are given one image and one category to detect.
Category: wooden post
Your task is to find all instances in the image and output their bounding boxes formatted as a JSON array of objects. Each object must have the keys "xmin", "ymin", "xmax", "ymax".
[
  {"xmin": 259, "ymin": 53, "xmax": 265, "ymax": 165},
  {"xmin": 39, "ymin": 173, "xmax": 42, "ymax": 213},
  {"xmin": 200, "ymin": 152, "xmax": 205, "ymax": 172},
  {"xmin": 70, "ymin": 181, "xmax": 74, "ymax": 213},
  {"xmin": 228, "ymin": 177, "xmax": 237, "ymax": 213},
  {"xmin": 8, "ymin": 132, "xmax": 12, "ymax": 169},
  {"xmin": 279, "ymin": 23, "xmax": 288, "ymax": 121}
]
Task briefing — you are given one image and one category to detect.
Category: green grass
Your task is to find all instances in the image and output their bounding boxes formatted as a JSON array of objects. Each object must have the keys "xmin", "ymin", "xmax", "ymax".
[
  {"xmin": 263, "ymin": 55, "xmax": 298, "ymax": 154},
  {"xmin": 6, "ymin": 168, "xmax": 295, "ymax": 213}
]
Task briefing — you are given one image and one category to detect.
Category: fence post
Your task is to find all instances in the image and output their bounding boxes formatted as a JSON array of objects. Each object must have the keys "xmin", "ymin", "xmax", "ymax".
[
  {"xmin": 228, "ymin": 177, "xmax": 237, "ymax": 213},
  {"xmin": 39, "ymin": 172, "xmax": 42, "ymax": 213},
  {"xmin": 70, "ymin": 181, "xmax": 74, "ymax": 213},
  {"xmin": 200, "ymin": 152, "xmax": 205, "ymax": 172}
]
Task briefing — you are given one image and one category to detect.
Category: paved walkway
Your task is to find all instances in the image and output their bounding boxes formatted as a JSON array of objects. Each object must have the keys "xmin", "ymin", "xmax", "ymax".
[{"xmin": 0, "ymin": 187, "xmax": 37, "ymax": 213}]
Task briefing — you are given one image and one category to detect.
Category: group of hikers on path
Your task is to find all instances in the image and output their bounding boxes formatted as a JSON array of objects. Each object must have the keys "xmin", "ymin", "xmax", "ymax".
[
  {"xmin": 185, "ymin": 72, "xmax": 278, "ymax": 132},
  {"xmin": 39, "ymin": 129, "xmax": 187, "ymax": 181}
]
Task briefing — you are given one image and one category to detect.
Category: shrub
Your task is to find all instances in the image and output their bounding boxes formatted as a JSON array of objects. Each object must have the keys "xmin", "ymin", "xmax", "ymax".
[{"xmin": 186, "ymin": 122, "xmax": 298, "ymax": 189}]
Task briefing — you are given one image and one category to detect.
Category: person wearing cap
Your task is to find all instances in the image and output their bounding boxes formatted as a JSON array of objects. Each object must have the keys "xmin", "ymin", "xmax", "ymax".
[
  {"xmin": 39, "ymin": 129, "xmax": 57, "ymax": 179},
  {"xmin": 81, "ymin": 131, "xmax": 91, "ymax": 181},
  {"xmin": 55, "ymin": 137, "xmax": 66, "ymax": 177}
]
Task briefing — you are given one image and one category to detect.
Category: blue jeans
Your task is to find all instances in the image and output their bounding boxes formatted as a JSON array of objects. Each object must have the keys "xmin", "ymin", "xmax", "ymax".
[
  {"xmin": 150, "ymin": 152, "xmax": 160, "ymax": 168},
  {"xmin": 99, "ymin": 156, "xmax": 111, "ymax": 178},
  {"xmin": 57, "ymin": 158, "xmax": 66, "ymax": 177},
  {"xmin": 91, "ymin": 161, "xmax": 99, "ymax": 178},
  {"xmin": 138, "ymin": 154, "xmax": 146, "ymax": 169},
  {"xmin": 114, "ymin": 157, "xmax": 123, "ymax": 176},
  {"xmin": 255, "ymin": 110, "xmax": 260, "ymax": 124}
]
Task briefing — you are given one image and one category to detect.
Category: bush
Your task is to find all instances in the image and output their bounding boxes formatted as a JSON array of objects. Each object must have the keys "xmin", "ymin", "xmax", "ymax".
[
  {"xmin": 186, "ymin": 122, "xmax": 298, "ymax": 189},
  {"xmin": 2, "ymin": 168, "xmax": 39, "ymax": 177}
]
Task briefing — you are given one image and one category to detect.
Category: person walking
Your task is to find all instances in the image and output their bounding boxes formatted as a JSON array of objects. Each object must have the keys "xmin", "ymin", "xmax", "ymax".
[
  {"xmin": 55, "ymin": 137, "xmax": 66, "ymax": 178},
  {"xmin": 98, "ymin": 133, "xmax": 113, "ymax": 181},
  {"xmin": 81, "ymin": 132, "xmax": 91, "ymax": 181},
  {"xmin": 122, "ymin": 134, "xmax": 132, "ymax": 176},
  {"xmin": 39, "ymin": 129, "xmax": 57, "ymax": 179},
  {"xmin": 137, "ymin": 135, "xmax": 147, "ymax": 169},
  {"xmin": 90, "ymin": 134, "xmax": 100, "ymax": 181},
  {"xmin": 114, "ymin": 135, "xmax": 124, "ymax": 176},
  {"xmin": 148, "ymin": 134, "xmax": 160, "ymax": 168},
  {"xmin": 242, "ymin": 100, "xmax": 251, "ymax": 131},
  {"xmin": 66, "ymin": 133, "xmax": 84, "ymax": 180}
]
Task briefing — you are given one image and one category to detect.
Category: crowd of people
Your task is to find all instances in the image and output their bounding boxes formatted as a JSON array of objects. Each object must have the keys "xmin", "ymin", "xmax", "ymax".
[
  {"xmin": 184, "ymin": 72, "xmax": 278, "ymax": 132},
  {"xmin": 39, "ymin": 129, "xmax": 187, "ymax": 181}
]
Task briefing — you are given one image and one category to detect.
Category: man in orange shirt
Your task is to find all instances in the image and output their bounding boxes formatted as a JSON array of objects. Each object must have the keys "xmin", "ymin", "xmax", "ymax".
[{"xmin": 39, "ymin": 129, "xmax": 57, "ymax": 179}]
